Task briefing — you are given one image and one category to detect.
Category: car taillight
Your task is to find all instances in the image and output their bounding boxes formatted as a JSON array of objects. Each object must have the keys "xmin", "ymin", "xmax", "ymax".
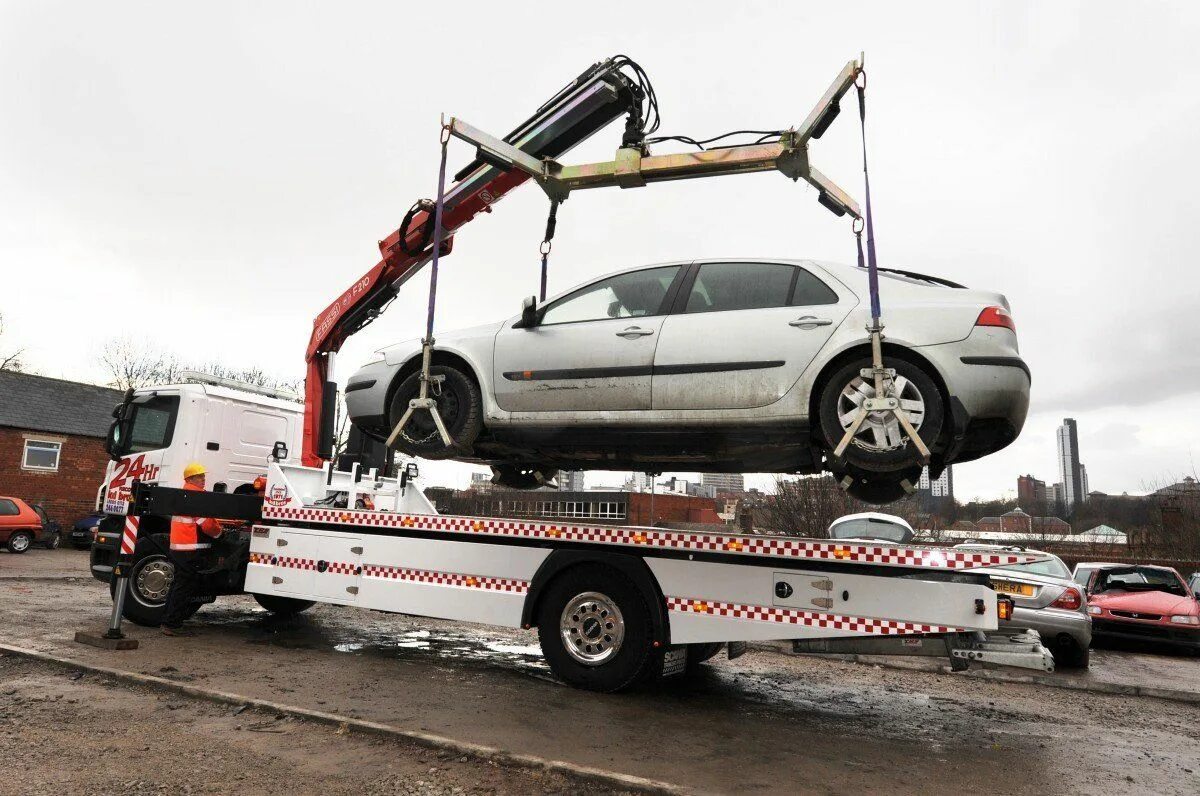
[
  {"xmin": 975, "ymin": 306, "xmax": 1015, "ymax": 331},
  {"xmin": 1049, "ymin": 588, "xmax": 1082, "ymax": 611}
]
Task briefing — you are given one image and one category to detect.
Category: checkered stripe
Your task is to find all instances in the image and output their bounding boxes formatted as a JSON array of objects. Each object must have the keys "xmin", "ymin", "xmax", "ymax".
[
  {"xmin": 666, "ymin": 596, "xmax": 958, "ymax": 635},
  {"xmin": 248, "ymin": 552, "xmax": 271, "ymax": 565},
  {"xmin": 260, "ymin": 505, "xmax": 1034, "ymax": 571},
  {"xmin": 361, "ymin": 564, "xmax": 529, "ymax": 594}
]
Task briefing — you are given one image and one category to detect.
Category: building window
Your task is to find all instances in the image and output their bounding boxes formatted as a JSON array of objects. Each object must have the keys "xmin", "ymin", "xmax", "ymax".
[{"xmin": 22, "ymin": 439, "xmax": 61, "ymax": 471}]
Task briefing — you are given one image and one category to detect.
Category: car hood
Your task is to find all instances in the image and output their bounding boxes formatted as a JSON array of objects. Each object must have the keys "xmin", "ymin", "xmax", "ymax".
[
  {"xmin": 377, "ymin": 320, "xmax": 505, "ymax": 366},
  {"xmin": 1090, "ymin": 590, "xmax": 1198, "ymax": 616}
]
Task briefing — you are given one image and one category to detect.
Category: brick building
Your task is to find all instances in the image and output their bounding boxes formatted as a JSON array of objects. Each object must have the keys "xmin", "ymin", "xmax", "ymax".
[
  {"xmin": 0, "ymin": 371, "xmax": 122, "ymax": 523},
  {"xmin": 977, "ymin": 508, "xmax": 1071, "ymax": 538}
]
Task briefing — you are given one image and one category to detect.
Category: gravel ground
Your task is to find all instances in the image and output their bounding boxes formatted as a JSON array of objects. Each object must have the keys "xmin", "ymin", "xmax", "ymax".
[{"xmin": 0, "ymin": 656, "xmax": 626, "ymax": 796}]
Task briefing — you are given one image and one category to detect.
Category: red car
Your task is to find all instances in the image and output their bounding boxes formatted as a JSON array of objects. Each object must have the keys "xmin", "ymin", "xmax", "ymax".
[
  {"xmin": 0, "ymin": 496, "xmax": 62, "ymax": 553},
  {"xmin": 1074, "ymin": 563, "xmax": 1200, "ymax": 652}
]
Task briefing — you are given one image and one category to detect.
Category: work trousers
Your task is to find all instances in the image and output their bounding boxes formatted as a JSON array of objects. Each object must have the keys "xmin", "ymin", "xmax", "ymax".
[{"xmin": 161, "ymin": 549, "xmax": 205, "ymax": 628}]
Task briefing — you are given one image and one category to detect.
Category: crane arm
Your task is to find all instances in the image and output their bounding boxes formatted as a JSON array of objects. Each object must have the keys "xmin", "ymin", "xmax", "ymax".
[{"xmin": 302, "ymin": 58, "xmax": 647, "ymax": 465}]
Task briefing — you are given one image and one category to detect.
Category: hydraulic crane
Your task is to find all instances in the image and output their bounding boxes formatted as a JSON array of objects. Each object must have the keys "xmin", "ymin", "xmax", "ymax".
[{"xmin": 303, "ymin": 54, "xmax": 926, "ymax": 483}]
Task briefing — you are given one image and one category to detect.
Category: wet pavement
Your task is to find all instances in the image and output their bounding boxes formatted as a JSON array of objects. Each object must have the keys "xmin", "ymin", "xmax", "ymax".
[{"xmin": 2, "ymin": 550, "xmax": 1199, "ymax": 794}]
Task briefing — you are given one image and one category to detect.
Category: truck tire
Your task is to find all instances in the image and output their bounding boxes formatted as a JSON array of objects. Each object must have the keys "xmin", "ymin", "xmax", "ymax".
[
  {"xmin": 6, "ymin": 531, "xmax": 32, "ymax": 554},
  {"xmin": 536, "ymin": 565, "xmax": 656, "ymax": 692},
  {"xmin": 253, "ymin": 594, "xmax": 315, "ymax": 616},
  {"xmin": 818, "ymin": 355, "xmax": 943, "ymax": 473},
  {"xmin": 110, "ymin": 533, "xmax": 198, "ymax": 627},
  {"xmin": 387, "ymin": 364, "xmax": 483, "ymax": 460},
  {"xmin": 685, "ymin": 642, "xmax": 725, "ymax": 673}
]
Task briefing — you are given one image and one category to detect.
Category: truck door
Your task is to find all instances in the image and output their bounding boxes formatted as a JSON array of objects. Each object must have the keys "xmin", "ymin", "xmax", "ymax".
[{"xmin": 651, "ymin": 262, "xmax": 852, "ymax": 410}]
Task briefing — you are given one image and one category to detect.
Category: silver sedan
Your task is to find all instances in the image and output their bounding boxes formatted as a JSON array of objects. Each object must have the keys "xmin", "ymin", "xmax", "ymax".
[{"xmin": 346, "ymin": 258, "xmax": 1030, "ymax": 502}]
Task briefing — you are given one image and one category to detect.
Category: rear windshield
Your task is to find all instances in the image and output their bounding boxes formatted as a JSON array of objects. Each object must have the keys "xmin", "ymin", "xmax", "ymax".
[
  {"xmin": 1004, "ymin": 556, "xmax": 1070, "ymax": 579},
  {"xmin": 1095, "ymin": 567, "xmax": 1187, "ymax": 596}
]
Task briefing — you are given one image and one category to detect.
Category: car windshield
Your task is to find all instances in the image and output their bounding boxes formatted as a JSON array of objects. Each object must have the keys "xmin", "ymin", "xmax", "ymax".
[
  {"xmin": 1004, "ymin": 555, "xmax": 1070, "ymax": 579},
  {"xmin": 1095, "ymin": 567, "xmax": 1187, "ymax": 596}
]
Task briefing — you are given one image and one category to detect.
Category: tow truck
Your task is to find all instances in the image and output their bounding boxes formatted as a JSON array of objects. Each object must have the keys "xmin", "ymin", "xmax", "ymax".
[{"xmin": 90, "ymin": 55, "xmax": 1055, "ymax": 689}]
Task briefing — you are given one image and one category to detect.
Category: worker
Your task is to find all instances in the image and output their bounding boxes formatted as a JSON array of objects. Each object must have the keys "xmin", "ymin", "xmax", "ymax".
[{"xmin": 160, "ymin": 462, "xmax": 223, "ymax": 637}]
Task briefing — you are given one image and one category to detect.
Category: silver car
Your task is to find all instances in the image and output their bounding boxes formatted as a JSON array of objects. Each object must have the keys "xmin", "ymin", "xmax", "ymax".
[
  {"xmin": 346, "ymin": 258, "xmax": 1029, "ymax": 502},
  {"xmin": 954, "ymin": 544, "xmax": 1091, "ymax": 668}
]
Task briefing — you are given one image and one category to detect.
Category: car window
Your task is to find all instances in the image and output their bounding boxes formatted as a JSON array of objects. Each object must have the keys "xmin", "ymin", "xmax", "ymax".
[
  {"xmin": 1072, "ymin": 568, "xmax": 1093, "ymax": 588},
  {"xmin": 1096, "ymin": 567, "xmax": 1188, "ymax": 596},
  {"xmin": 685, "ymin": 262, "xmax": 795, "ymax": 314},
  {"xmin": 791, "ymin": 268, "xmax": 840, "ymax": 306},
  {"xmin": 0, "ymin": 499, "xmax": 18, "ymax": 516},
  {"xmin": 540, "ymin": 265, "xmax": 681, "ymax": 326},
  {"xmin": 116, "ymin": 395, "xmax": 180, "ymax": 455},
  {"xmin": 33, "ymin": 505, "xmax": 48, "ymax": 523}
]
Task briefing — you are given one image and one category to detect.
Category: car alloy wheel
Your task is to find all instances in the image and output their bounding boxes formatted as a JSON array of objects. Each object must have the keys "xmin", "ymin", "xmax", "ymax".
[
  {"xmin": 9, "ymin": 533, "xmax": 30, "ymax": 553},
  {"xmin": 836, "ymin": 374, "xmax": 926, "ymax": 453}
]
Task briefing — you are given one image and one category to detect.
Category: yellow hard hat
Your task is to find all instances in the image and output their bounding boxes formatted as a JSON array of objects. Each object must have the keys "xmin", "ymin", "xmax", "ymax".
[{"xmin": 183, "ymin": 462, "xmax": 207, "ymax": 479}]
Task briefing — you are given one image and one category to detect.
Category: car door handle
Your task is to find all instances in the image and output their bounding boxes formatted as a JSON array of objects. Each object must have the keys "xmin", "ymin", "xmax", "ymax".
[
  {"xmin": 616, "ymin": 326, "xmax": 654, "ymax": 338},
  {"xmin": 789, "ymin": 316, "xmax": 833, "ymax": 328}
]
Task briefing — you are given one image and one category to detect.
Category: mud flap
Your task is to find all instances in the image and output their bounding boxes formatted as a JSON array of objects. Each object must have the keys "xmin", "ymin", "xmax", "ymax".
[{"xmin": 661, "ymin": 646, "xmax": 688, "ymax": 678}]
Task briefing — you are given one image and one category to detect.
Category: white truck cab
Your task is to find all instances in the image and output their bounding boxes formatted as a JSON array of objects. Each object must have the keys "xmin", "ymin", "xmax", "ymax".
[{"xmin": 101, "ymin": 373, "xmax": 303, "ymax": 514}]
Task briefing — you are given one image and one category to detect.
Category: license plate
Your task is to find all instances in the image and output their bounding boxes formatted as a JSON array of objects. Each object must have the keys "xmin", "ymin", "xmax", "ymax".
[{"xmin": 992, "ymin": 579, "xmax": 1035, "ymax": 597}]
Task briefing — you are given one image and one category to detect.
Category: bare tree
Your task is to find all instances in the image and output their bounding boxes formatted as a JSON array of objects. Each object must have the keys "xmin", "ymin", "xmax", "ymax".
[
  {"xmin": 0, "ymin": 313, "xmax": 24, "ymax": 372},
  {"xmin": 100, "ymin": 337, "xmax": 184, "ymax": 390}
]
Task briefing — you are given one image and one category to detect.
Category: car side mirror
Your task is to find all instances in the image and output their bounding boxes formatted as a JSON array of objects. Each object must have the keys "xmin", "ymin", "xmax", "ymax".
[{"xmin": 514, "ymin": 295, "xmax": 539, "ymax": 329}]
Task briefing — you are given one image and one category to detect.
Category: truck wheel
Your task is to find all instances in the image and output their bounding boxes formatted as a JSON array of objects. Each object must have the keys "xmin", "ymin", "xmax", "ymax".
[
  {"xmin": 6, "ymin": 532, "xmax": 32, "ymax": 554},
  {"xmin": 536, "ymin": 565, "xmax": 656, "ymax": 692},
  {"xmin": 685, "ymin": 642, "xmax": 725, "ymax": 673},
  {"xmin": 253, "ymin": 594, "xmax": 315, "ymax": 616},
  {"xmin": 110, "ymin": 533, "xmax": 196, "ymax": 627},
  {"xmin": 387, "ymin": 364, "xmax": 483, "ymax": 460},
  {"xmin": 818, "ymin": 355, "xmax": 943, "ymax": 473}
]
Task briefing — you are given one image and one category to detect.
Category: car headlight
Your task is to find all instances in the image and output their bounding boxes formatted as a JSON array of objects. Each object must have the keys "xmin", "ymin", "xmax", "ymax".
[
  {"xmin": 1169, "ymin": 615, "xmax": 1200, "ymax": 625},
  {"xmin": 1088, "ymin": 606, "xmax": 1102, "ymax": 615}
]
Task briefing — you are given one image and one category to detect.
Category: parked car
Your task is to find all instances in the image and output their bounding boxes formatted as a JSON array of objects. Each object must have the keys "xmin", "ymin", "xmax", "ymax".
[
  {"xmin": 0, "ymin": 497, "xmax": 62, "ymax": 553},
  {"xmin": 1073, "ymin": 563, "xmax": 1200, "ymax": 653},
  {"xmin": 953, "ymin": 544, "xmax": 1091, "ymax": 667},
  {"xmin": 70, "ymin": 511, "xmax": 105, "ymax": 549},
  {"xmin": 1190, "ymin": 572, "xmax": 1200, "ymax": 597},
  {"xmin": 347, "ymin": 259, "xmax": 1029, "ymax": 503}
]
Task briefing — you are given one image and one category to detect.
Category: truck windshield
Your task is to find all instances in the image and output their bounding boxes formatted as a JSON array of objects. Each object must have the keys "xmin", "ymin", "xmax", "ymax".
[{"xmin": 117, "ymin": 395, "xmax": 180, "ymax": 455}]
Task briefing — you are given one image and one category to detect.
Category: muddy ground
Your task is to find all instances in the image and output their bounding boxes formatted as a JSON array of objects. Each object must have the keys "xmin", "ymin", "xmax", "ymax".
[{"xmin": 1, "ymin": 549, "xmax": 1199, "ymax": 794}]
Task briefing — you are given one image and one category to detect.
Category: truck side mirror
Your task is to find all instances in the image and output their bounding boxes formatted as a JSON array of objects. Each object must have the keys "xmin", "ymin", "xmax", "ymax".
[{"xmin": 514, "ymin": 296, "xmax": 539, "ymax": 328}]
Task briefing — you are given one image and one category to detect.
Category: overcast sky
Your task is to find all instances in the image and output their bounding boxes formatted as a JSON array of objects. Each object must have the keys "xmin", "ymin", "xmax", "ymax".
[{"xmin": 3, "ymin": 1, "xmax": 1198, "ymax": 501}]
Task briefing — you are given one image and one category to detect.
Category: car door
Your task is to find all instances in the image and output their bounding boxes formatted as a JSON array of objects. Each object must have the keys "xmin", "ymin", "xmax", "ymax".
[
  {"xmin": 492, "ymin": 264, "xmax": 685, "ymax": 412},
  {"xmin": 652, "ymin": 261, "xmax": 853, "ymax": 410}
]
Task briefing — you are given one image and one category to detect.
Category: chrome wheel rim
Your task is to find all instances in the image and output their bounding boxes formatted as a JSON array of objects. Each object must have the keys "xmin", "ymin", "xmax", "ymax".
[
  {"xmin": 10, "ymin": 534, "xmax": 29, "ymax": 552},
  {"xmin": 560, "ymin": 591, "xmax": 625, "ymax": 666},
  {"xmin": 837, "ymin": 374, "xmax": 925, "ymax": 452},
  {"xmin": 133, "ymin": 558, "xmax": 174, "ymax": 606}
]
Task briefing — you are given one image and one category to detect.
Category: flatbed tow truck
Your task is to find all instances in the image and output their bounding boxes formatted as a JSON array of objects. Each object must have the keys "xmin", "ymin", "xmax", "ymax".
[{"xmin": 89, "ymin": 54, "xmax": 1056, "ymax": 689}]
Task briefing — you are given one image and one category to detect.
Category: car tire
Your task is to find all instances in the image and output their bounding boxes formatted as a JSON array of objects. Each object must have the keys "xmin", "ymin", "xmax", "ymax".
[
  {"xmin": 253, "ymin": 594, "xmax": 315, "ymax": 616},
  {"xmin": 6, "ymin": 532, "xmax": 32, "ymax": 554},
  {"xmin": 818, "ymin": 355, "xmax": 944, "ymax": 473},
  {"xmin": 387, "ymin": 364, "xmax": 483, "ymax": 460},
  {"xmin": 833, "ymin": 463, "xmax": 924, "ymax": 505},
  {"xmin": 1054, "ymin": 636, "xmax": 1090, "ymax": 669},
  {"xmin": 536, "ymin": 565, "xmax": 657, "ymax": 692},
  {"xmin": 490, "ymin": 464, "xmax": 559, "ymax": 490},
  {"xmin": 111, "ymin": 533, "xmax": 200, "ymax": 627},
  {"xmin": 44, "ymin": 532, "xmax": 61, "ymax": 550}
]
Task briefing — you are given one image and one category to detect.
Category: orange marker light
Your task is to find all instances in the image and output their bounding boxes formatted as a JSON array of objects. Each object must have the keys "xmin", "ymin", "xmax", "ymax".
[
  {"xmin": 997, "ymin": 596, "xmax": 1014, "ymax": 621},
  {"xmin": 833, "ymin": 547, "xmax": 850, "ymax": 559},
  {"xmin": 726, "ymin": 539, "xmax": 744, "ymax": 551},
  {"xmin": 401, "ymin": 517, "xmax": 415, "ymax": 527},
  {"xmin": 471, "ymin": 521, "xmax": 484, "ymax": 531},
  {"xmin": 465, "ymin": 577, "xmax": 478, "ymax": 587}
]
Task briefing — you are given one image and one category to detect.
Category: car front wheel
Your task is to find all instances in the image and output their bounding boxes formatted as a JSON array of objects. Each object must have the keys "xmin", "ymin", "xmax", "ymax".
[
  {"xmin": 819, "ymin": 355, "xmax": 944, "ymax": 473},
  {"xmin": 6, "ymin": 532, "xmax": 32, "ymax": 554},
  {"xmin": 387, "ymin": 364, "xmax": 483, "ymax": 460}
]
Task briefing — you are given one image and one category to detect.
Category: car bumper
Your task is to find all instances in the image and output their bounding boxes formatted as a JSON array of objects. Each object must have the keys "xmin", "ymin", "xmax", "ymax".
[
  {"xmin": 345, "ymin": 359, "xmax": 402, "ymax": 439},
  {"xmin": 1092, "ymin": 618, "xmax": 1200, "ymax": 649},
  {"xmin": 1007, "ymin": 606, "xmax": 1092, "ymax": 648}
]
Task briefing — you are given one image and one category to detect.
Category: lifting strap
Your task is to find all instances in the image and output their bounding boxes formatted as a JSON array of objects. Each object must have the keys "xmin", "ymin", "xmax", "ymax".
[
  {"xmin": 855, "ymin": 73, "xmax": 882, "ymax": 324},
  {"xmin": 539, "ymin": 200, "xmax": 559, "ymax": 302},
  {"xmin": 425, "ymin": 124, "xmax": 451, "ymax": 341}
]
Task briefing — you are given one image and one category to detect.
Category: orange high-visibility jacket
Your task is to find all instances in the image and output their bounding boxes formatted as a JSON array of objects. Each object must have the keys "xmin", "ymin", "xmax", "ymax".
[{"xmin": 170, "ymin": 482, "xmax": 223, "ymax": 551}]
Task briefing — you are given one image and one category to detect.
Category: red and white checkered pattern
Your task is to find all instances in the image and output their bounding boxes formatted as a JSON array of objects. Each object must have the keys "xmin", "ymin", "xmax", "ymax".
[
  {"xmin": 666, "ymin": 596, "xmax": 959, "ymax": 636},
  {"xmin": 259, "ymin": 504, "xmax": 1035, "ymax": 571},
  {"xmin": 119, "ymin": 516, "xmax": 139, "ymax": 556},
  {"xmin": 362, "ymin": 564, "xmax": 529, "ymax": 594}
]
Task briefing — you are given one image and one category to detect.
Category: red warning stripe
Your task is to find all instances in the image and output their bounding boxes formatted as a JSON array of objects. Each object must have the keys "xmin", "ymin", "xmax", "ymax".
[
  {"xmin": 247, "ymin": 554, "xmax": 526, "ymax": 593},
  {"xmin": 666, "ymin": 596, "xmax": 960, "ymax": 635},
  {"xmin": 119, "ymin": 516, "xmax": 139, "ymax": 556},
  {"xmin": 259, "ymin": 504, "xmax": 1037, "ymax": 571}
]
